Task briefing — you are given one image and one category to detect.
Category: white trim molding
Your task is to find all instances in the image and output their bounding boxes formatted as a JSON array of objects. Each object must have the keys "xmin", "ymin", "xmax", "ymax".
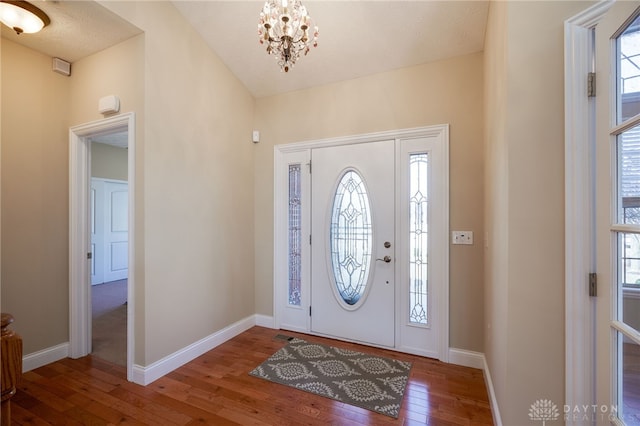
[
  {"xmin": 131, "ymin": 315, "xmax": 257, "ymax": 386},
  {"xmin": 22, "ymin": 343, "xmax": 69, "ymax": 373},
  {"xmin": 483, "ymin": 356, "xmax": 503, "ymax": 426},
  {"xmin": 564, "ymin": 0, "xmax": 614, "ymax": 416},
  {"xmin": 255, "ymin": 314, "xmax": 275, "ymax": 328},
  {"xmin": 21, "ymin": 315, "xmax": 269, "ymax": 385},
  {"xmin": 448, "ymin": 348, "xmax": 501, "ymax": 425},
  {"xmin": 69, "ymin": 112, "xmax": 136, "ymax": 381},
  {"xmin": 448, "ymin": 348, "xmax": 485, "ymax": 370}
]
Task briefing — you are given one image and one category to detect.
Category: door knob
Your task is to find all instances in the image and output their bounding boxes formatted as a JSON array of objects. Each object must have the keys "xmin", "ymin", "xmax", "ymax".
[
  {"xmin": 384, "ymin": 241, "xmax": 391, "ymax": 248},
  {"xmin": 376, "ymin": 255, "xmax": 392, "ymax": 263}
]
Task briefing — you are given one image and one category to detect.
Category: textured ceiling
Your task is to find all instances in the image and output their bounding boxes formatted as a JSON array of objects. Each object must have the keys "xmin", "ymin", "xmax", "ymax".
[
  {"xmin": 173, "ymin": 1, "xmax": 489, "ymax": 98},
  {"xmin": 2, "ymin": 1, "xmax": 488, "ymax": 99},
  {"xmin": 1, "ymin": 1, "xmax": 142, "ymax": 63}
]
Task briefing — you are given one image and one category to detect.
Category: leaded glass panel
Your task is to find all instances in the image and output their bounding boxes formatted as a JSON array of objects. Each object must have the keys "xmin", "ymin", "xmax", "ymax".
[
  {"xmin": 330, "ymin": 170, "xmax": 372, "ymax": 306},
  {"xmin": 409, "ymin": 153, "xmax": 428, "ymax": 325},
  {"xmin": 288, "ymin": 164, "xmax": 302, "ymax": 306}
]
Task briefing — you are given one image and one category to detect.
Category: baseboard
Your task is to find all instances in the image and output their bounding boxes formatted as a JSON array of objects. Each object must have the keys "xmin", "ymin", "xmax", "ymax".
[
  {"xmin": 20, "ymin": 315, "xmax": 503, "ymax": 426},
  {"xmin": 448, "ymin": 347, "xmax": 485, "ymax": 369},
  {"xmin": 255, "ymin": 314, "xmax": 275, "ymax": 328},
  {"xmin": 448, "ymin": 348, "xmax": 502, "ymax": 425},
  {"xmin": 23, "ymin": 342, "xmax": 69, "ymax": 373},
  {"xmin": 131, "ymin": 315, "xmax": 257, "ymax": 385},
  {"xmin": 482, "ymin": 356, "xmax": 503, "ymax": 426}
]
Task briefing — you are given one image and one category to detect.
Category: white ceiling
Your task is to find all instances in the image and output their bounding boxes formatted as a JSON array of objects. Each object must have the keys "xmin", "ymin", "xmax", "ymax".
[
  {"xmin": 2, "ymin": 0, "xmax": 489, "ymax": 98},
  {"xmin": 0, "ymin": 1, "xmax": 142, "ymax": 63},
  {"xmin": 173, "ymin": 1, "xmax": 489, "ymax": 98},
  {"xmin": 90, "ymin": 130, "xmax": 128, "ymax": 148}
]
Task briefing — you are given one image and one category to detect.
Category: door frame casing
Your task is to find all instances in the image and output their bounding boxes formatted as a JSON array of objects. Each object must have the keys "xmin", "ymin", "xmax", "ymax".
[
  {"xmin": 69, "ymin": 112, "xmax": 135, "ymax": 381},
  {"xmin": 273, "ymin": 125, "xmax": 449, "ymax": 361},
  {"xmin": 564, "ymin": 0, "xmax": 614, "ymax": 415}
]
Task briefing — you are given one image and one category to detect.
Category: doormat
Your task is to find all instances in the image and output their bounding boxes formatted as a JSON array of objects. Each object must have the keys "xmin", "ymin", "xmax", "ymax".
[{"xmin": 249, "ymin": 337, "xmax": 412, "ymax": 418}]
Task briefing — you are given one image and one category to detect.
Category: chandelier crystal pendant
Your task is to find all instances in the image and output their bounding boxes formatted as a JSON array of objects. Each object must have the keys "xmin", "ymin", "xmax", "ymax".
[{"xmin": 258, "ymin": 0, "xmax": 318, "ymax": 73}]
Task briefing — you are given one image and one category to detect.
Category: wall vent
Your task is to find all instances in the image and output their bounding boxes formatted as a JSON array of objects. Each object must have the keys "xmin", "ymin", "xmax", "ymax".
[{"xmin": 52, "ymin": 57, "xmax": 71, "ymax": 76}]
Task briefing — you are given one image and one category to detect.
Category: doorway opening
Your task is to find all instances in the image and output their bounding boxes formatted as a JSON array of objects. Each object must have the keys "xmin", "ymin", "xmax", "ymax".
[
  {"xmin": 273, "ymin": 125, "xmax": 449, "ymax": 360},
  {"xmin": 69, "ymin": 112, "xmax": 136, "ymax": 381},
  {"xmin": 90, "ymin": 138, "xmax": 129, "ymax": 367}
]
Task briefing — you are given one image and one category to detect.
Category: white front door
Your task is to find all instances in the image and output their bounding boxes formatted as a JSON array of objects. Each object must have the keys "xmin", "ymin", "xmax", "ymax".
[
  {"xmin": 595, "ymin": 3, "xmax": 640, "ymax": 423},
  {"xmin": 274, "ymin": 126, "xmax": 449, "ymax": 359},
  {"xmin": 311, "ymin": 140, "xmax": 396, "ymax": 347}
]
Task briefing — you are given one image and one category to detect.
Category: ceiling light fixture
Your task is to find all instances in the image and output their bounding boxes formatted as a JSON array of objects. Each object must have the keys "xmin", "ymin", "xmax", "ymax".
[
  {"xmin": 258, "ymin": 0, "xmax": 318, "ymax": 73},
  {"xmin": 0, "ymin": 0, "xmax": 50, "ymax": 35}
]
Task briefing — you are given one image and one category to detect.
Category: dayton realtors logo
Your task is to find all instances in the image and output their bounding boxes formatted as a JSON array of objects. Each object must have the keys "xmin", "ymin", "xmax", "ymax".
[
  {"xmin": 529, "ymin": 399, "xmax": 560, "ymax": 425},
  {"xmin": 529, "ymin": 399, "xmax": 624, "ymax": 423}
]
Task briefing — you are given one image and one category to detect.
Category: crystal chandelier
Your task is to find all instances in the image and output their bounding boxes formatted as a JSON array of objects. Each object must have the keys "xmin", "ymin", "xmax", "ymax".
[{"xmin": 258, "ymin": 0, "xmax": 318, "ymax": 73}]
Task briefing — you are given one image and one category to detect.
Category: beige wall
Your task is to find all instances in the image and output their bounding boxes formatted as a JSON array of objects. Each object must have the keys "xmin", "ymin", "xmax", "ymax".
[
  {"xmin": 1, "ymin": 40, "xmax": 71, "ymax": 353},
  {"xmin": 255, "ymin": 53, "xmax": 485, "ymax": 352},
  {"xmin": 484, "ymin": 1, "xmax": 593, "ymax": 423},
  {"xmin": 69, "ymin": 35, "xmax": 144, "ymax": 128},
  {"xmin": 1, "ymin": 35, "xmax": 142, "ymax": 356},
  {"xmin": 3, "ymin": 0, "xmax": 256, "ymax": 368},
  {"xmin": 69, "ymin": 34, "xmax": 145, "ymax": 361},
  {"xmin": 6, "ymin": 6, "xmax": 606, "ymax": 417},
  {"xmin": 100, "ymin": 1, "xmax": 256, "ymax": 365},
  {"xmin": 483, "ymin": 0, "xmax": 509, "ymax": 418},
  {"xmin": 91, "ymin": 143, "xmax": 128, "ymax": 181}
]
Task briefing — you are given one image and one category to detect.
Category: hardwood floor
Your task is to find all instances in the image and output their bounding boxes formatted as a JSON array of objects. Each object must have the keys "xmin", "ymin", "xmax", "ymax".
[{"xmin": 11, "ymin": 326, "xmax": 493, "ymax": 425}]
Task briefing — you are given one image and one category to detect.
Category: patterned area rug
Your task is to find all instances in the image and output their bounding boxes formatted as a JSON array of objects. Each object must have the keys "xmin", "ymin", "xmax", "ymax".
[{"xmin": 249, "ymin": 337, "xmax": 412, "ymax": 418}]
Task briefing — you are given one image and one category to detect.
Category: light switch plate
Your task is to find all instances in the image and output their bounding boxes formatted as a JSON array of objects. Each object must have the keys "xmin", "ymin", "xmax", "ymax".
[{"xmin": 452, "ymin": 231, "xmax": 473, "ymax": 245}]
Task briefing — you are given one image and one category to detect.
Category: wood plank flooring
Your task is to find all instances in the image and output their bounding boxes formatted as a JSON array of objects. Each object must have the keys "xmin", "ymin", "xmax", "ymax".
[{"xmin": 11, "ymin": 326, "xmax": 493, "ymax": 425}]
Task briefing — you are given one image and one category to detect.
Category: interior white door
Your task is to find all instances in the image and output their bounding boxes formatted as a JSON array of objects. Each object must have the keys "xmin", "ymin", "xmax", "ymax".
[
  {"xmin": 90, "ymin": 180, "xmax": 105, "ymax": 285},
  {"xmin": 595, "ymin": 3, "xmax": 640, "ymax": 422},
  {"xmin": 103, "ymin": 181, "xmax": 129, "ymax": 282},
  {"xmin": 311, "ymin": 140, "xmax": 395, "ymax": 347},
  {"xmin": 91, "ymin": 178, "xmax": 129, "ymax": 284}
]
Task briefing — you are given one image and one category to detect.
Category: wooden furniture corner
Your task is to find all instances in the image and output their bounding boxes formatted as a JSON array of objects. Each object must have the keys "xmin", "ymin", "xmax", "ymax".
[{"xmin": 1, "ymin": 313, "xmax": 23, "ymax": 425}]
